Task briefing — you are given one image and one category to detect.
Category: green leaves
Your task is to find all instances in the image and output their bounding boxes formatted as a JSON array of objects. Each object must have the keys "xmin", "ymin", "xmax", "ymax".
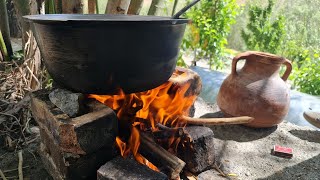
[
  {"xmin": 180, "ymin": 0, "xmax": 239, "ymax": 70},
  {"xmin": 241, "ymin": 0, "xmax": 285, "ymax": 54},
  {"xmin": 289, "ymin": 50, "xmax": 320, "ymax": 95}
]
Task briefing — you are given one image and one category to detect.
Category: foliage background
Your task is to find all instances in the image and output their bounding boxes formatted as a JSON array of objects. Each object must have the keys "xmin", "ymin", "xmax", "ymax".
[
  {"xmin": 207, "ymin": 0, "xmax": 320, "ymax": 95},
  {"xmin": 181, "ymin": 0, "xmax": 238, "ymax": 70},
  {"xmin": 151, "ymin": 0, "xmax": 320, "ymax": 95},
  {"xmin": 2, "ymin": 0, "xmax": 319, "ymax": 95}
]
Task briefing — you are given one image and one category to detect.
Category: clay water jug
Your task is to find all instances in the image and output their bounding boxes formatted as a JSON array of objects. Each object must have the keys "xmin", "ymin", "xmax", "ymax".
[{"xmin": 217, "ymin": 51, "xmax": 292, "ymax": 128}]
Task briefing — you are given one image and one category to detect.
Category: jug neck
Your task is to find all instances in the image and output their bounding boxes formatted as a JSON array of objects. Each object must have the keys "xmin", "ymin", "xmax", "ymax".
[{"xmin": 241, "ymin": 59, "xmax": 281, "ymax": 77}]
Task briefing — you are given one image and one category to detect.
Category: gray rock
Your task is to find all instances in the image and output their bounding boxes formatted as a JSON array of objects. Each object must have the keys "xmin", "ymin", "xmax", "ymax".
[
  {"xmin": 49, "ymin": 88, "xmax": 84, "ymax": 117},
  {"xmin": 97, "ymin": 156, "xmax": 167, "ymax": 180},
  {"xmin": 39, "ymin": 142, "xmax": 117, "ymax": 180}
]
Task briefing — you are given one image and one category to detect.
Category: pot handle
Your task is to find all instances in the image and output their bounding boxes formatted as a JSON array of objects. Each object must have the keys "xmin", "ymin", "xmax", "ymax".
[
  {"xmin": 281, "ymin": 59, "xmax": 292, "ymax": 81},
  {"xmin": 231, "ymin": 51, "xmax": 253, "ymax": 76}
]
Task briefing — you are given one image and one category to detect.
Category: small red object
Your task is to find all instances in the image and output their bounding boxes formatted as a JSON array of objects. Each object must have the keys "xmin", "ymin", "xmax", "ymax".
[{"xmin": 271, "ymin": 145, "xmax": 293, "ymax": 158}]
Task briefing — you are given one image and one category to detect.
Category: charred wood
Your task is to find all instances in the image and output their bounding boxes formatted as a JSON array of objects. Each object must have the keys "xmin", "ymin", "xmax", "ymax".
[
  {"xmin": 153, "ymin": 123, "xmax": 184, "ymax": 140},
  {"xmin": 139, "ymin": 131, "xmax": 185, "ymax": 179},
  {"xmin": 178, "ymin": 126, "xmax": 215, "ymax": 173}
]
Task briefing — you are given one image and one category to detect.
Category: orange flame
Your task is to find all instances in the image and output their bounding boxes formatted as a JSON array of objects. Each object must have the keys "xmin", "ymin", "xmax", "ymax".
[
  {"xmin": 115, "ymin": 127, "xmax": 159, "ymax": 171},
  {"xmin": 89, "ymin": 70, "xmax": 197, "ymax": 171}
]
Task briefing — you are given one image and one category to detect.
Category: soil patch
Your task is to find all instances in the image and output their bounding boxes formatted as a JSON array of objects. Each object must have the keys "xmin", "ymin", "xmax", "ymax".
[{"xmin": 195, "ymin": 97, "xmax": 320, "ymax": 179}]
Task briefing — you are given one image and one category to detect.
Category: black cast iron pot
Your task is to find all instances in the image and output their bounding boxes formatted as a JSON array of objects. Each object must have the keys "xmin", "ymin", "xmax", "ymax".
[{"xmin": 24, "ymin": 14, "xmax": 189, "ymax": 94}]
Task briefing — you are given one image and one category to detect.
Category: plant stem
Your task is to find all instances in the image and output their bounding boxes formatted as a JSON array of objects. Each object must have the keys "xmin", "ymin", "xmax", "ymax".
[
  {"xmin": 171, "ymin": 0, "xmax": 179, "ymax": 16},
  {"xmin": 0, "ymin": 30, "xmax": 9, "ymax": 61},
  {"xmin": 0, "ymin": 0, "xmax": 13, "ymax": 59},
  {"xmin": 0, "ymin": 169, "xmax": 7, "ymax": 180},
  {"xmin": 18, "ymin": 151, "xmax": 23, "ymax": 180},
  {"xmin": 95, "ymin": 0, "xmax": 99, "ymax": 13},
  {"xmin": 49, "ymin": 0, "xmax": 56, "ymax": 14}
]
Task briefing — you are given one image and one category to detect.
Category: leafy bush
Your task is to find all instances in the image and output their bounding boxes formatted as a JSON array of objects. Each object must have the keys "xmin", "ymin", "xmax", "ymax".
[
  {"xmin": 181, "ymin": 0, "xmax": 239, "ymax": 70},
  {"xmin": 226, "ymin": 0, "xmax": 319, "ymax": 95},
  {"xmin": 289, "ymin": 50, "xmax": 320, "ymax": 95},
  {"xmin": 281, "ymin": 0, "xmax": 320, "ymax": 50},
  {"xmin": 241, "ymin": 0, "xmax": 285, "ymax": 54}
]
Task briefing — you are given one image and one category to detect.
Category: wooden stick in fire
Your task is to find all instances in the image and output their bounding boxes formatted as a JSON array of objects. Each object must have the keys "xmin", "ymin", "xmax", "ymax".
[
  {"xmin": 153, "ymin": 123, "xmax": 184, "ymax": 140},
  {"xmin": 179, "ymin": 115, "xmax": 254, "ymax": 125},
  {"xmin": 139, "ymin": 131, "xmax": 185, "ymax": 179}
]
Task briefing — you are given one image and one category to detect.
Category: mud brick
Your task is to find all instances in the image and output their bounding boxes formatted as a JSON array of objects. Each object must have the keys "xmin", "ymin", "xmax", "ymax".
[
  {"xmin": 35, "ymin": 107, "xmax": 117, "ymax": 180},
  {"xmin": 30, "ymin": 90, "xmax": 118, "ymax": 155},
  {"xmin": 178, "ymin": 126, "xmax": 215, "ymax": 173},
  {"xmin": 38, "ymin": 143, "xmax": 64, "ymax": 180},
  {"xmin": 97, "ymin": 156, "xmax": 167, "ymax": 180},
  {"xmin": 39, "ymin": 142, "xmax": 117, "ymax": 180},
  {"xmin": 38, "ymin": 125, "xmax": 116, "ymax": 178}
]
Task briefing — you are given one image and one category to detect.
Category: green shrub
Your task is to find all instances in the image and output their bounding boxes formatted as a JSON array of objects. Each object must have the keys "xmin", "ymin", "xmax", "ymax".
[
  {"xmin": 181, "ymin": 0, "xmax": 239, "ymax": 70},
  {"xmin": 281, "ymin": 0, "xmax": 320, "ymax": 50},
  {"xmin": 241, "ymin": 0, "xmax": 285, "ymax": 54},
  {"xmin": 289, "ymin": 50, "xmax": 320, "ymax": 95}
]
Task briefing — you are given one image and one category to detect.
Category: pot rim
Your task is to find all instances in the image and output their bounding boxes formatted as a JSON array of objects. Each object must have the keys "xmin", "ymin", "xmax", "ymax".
[{"xmin": 23, "ymin": 14, "xmax": 190, "ymax": 25}]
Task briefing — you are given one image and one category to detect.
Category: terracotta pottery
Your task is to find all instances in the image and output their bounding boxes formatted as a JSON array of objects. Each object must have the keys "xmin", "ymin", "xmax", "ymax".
[{"xmin": 217, "ymin": 51, "xmax": 292, "ymax": 128}]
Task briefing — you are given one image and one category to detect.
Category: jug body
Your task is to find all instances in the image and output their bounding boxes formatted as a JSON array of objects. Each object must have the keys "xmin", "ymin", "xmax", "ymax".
[{"xmin": 217, "ymin": 51, "xmax": 292, "ymax": 128}]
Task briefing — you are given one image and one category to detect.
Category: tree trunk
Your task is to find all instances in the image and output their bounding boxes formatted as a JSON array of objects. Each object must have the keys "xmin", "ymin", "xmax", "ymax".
[
  {"xmin": 12, "ymin": 0, "xmax": 38, "ymax": 49},
  {"xmin": 37, "ymin": 0, "xmax": 45, "ymax": 14},
  {"xmin": 12, "ymin": 0, "xmax": 42, "ymax": 90},
  {"xmin": 105, "ymin": 0, "xmax": 131, "ymax": 14},
  {"xmin": 148, "ymin": 0, "xmax": 165, "ymax": 16},
  {"xmin": 127, "ymin": 0, "xmax": 143, "ymax": 15},
  {"xmin": 62, "ymin": 0, "xmax": 85, "ymax": 14},
  {"xmin": 6, "ymin": 0, "xmax": 21, "ymax": 38},
  {"xmin": 83, "ymin": 0, "xmax": 88, "ymax": 14},
  {"xmin": 88, "ymin": 0, "xmax": 96, "ymax": 14},
  {"xmin": 54, "ymin": 0, "xmax": 62, "ymax": 13},
  {"xmin": 0, "ymin": 0, "xmax": 13, "ymax": 58},
  {"xmin": 45, "ymin": 0, "xmax": 55, "ymax": 14}
]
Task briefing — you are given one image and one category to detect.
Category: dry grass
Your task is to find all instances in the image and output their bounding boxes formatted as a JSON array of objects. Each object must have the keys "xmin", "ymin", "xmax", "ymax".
[{"xmin": 0, "ymin": 30, "xmax": 48, "ymax": 151}]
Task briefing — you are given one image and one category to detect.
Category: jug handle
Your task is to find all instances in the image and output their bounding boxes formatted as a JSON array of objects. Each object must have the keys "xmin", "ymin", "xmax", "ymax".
[
  {"xmin": 232, "ymin": 52, "xmax": 293, "ymax": 81},
  {"xmin": 231, "ymin": 51, "xmax": 252, "ymax": 76},
  {"xmin": 281, "ymin": 59, "xmax": 292, "ymax": 81}
]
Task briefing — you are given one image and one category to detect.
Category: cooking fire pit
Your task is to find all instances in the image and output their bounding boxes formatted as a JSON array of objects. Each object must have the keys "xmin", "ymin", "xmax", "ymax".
[
  {"xmin": 30, "ymin": 67, "xmax": 253, "ymax": 179},
  {"xmin": 26, "ymin": 5, "xmax": 253, "ymax": 179}
]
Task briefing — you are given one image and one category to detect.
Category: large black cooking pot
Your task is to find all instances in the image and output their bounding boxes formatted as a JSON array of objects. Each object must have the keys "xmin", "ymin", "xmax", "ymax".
[{"xmin": 24, "ymin": 14, "xmax": 189, "ymax": 94}]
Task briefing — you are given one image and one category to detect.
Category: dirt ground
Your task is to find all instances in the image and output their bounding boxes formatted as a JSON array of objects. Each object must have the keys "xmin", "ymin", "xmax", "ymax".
[
  {"xmin": 0, "ymin": 97, "xmax": 319, "ymax": 180},
  {"xmin": 0, "ymin": 137, "xmax": 51, "ymax": 180},
  {"xmin": 194, "ymin": 97, "xmax": 320, "ymax": 180}
]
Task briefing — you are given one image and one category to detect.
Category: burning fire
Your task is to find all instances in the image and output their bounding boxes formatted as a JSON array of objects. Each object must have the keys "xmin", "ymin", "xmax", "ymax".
[{"xmin": 89, "ymin": 70, "xmax": 197, "ymax": 170}]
